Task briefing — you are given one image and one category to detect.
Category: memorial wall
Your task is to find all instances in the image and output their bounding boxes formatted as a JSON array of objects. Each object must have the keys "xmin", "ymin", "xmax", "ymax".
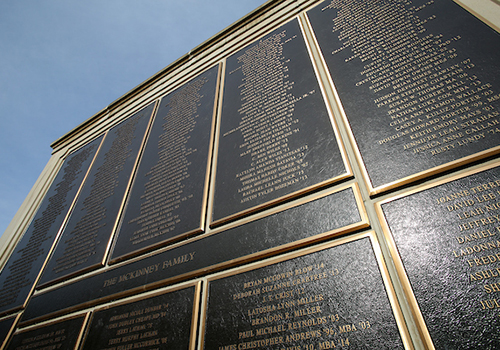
[{"xmin": 0, "ymin": 0, "xmax": 499, "ymax": 349}]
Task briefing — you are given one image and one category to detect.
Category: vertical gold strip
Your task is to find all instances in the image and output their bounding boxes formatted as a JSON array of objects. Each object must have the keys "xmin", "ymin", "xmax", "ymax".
[
  {"xmin": 73, "ymin": 312, "xmax": 91, "ymax": 350},
  {"xmin": 198, "ymin": 277, "xmax": 210, "ymax": 350},
  {"xmin": 298, "ymin": 12, "xmax": 353, "ymax": 180},
  {"xmin": 376, "ymin": 203, "xmax": 435, "ymax": 350},
  {"xmin": 0, "ymin": 313, "xmax": 21, "ymax": 350},
  {"xmin": 103, "ymin": 101, "xmax": 160, "ymax": 266},
  {"xmin": 206, "ymin": 59, "xmax": 226, "ymax": 228},
  {"xmin": 200, "ymin": 63, "xmax": 224, "ymax": 234},
  {"xmin": 189, "ymin": 281, "xmax": 202, "ymax": 350},
  {"xmin": 351, "ymin": 182, "xmax": 370, "ymax": 228},
  {"xmin": 368, "ymin": 232, "xmax": 415, "ymax": 350},
  {"xmin": 26, "ymin": 135, "xmax": 105, "ymax": 308}
]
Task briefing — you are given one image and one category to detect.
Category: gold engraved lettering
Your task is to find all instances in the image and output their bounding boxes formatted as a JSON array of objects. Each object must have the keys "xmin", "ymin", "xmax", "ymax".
[
  {"xmin": 480, "ymin": 298, "xmax": 500, "ymax": 309},
  {"xmin": 118, "ymin": 263, "xmax": 161, "ymax": 283},
  {"xmin": 162, "ymin": 251, "xmax": 196, "ymax": 269},
  {"xmin": 453, "ymin": 240, "xmax": 500, "ymax": 257},
  {"xmin": 456, "ymin": 228, "xmax": 497, "ymax": 244},
  {"xmin": 432, "ymin": 178, "xmax": 500, "ymax": 316},
  {"xmin": 228, "ymin": 29, "xmax": 312, "ymax": 204},
  {"xmin": 102, "ymin": 302, "xmax": 169, "ymax": 349},
  {"xmin": 16, "ymin": 328, "xmax": 68, "ymax": 350},
  {"xmin": 470, "ymin": 267, "xmax": 500, "ymax": 282},
  {"xmin": 53, "ymin": 114, "xmax": 145, "ymax": 274},
  {"xmin": 0, "ymin": 142, "xmax": 98, "ymax": 308},
  {"xmin": 484, "ymin": 283, "xmax": 500, "ymax": 294},
  {"xmin": 103, "ymin": 252, "xmax": 195, "ymax": 288},
  {"xmin": 324, "ymin": 0, "xmax": 500, "ymax": 156},
  {"xmin": 217, "ymin": 259, "xmax": 378, "ymax": 349},
  {"xmin": 127, "ymin": 76, "xmax": 209, "ymax": 245}
]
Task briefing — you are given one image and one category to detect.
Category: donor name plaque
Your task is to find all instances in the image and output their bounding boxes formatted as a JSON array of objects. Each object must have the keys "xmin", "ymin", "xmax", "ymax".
[
  {"xmin": 202, "ymin": 233, "xmax": 409, "ymax": 350},
  {"xmin": 111, "ymin": 66, "xmax": 219, "ymax": 262},
  {"xmin": 0, "ymin": 136, "xmax": 102, "ymax": 316},
  {"xmin": 5, "ymin": 314, "xmax": 88, "ymax": 350},
  {"xmin": 38, "ymin": 104, "xmax": 155, "ymax": 286},
  {"xmin": 307, "ymin": 0, "xmax": 500, "ymax": 194},
  {"xmin": 378, "ymin": 163, "xmax": 500, "ymax": 348},
  {"xmin": 212, "ymin": 18, "xmax": 350, "ymax": 225},
  {"xmin": 80, "ymin": 283, "xmax": 200, "ymax": 350}
]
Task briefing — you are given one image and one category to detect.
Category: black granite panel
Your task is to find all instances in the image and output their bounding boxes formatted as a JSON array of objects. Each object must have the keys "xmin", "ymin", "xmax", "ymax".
[
  {"xmin": 308, "ymin": 0, "xmax": 500, "ymax": 192},
  {"xmin": 111, "ymin": 65, "xmax": 219, "ymax": 262},
  {"xmin": 38, "ymin": 104, "xmax": 155, "ymax": 286},
  {"xmin": 81, "ymin": 285, "xmax": 197, "ymax": 350},
  {"xmin": 0, "ymin": 136, "xmax": 102, "ymax": 315},
  {"xmin": 5, "ymin": 314, "xmax": 87, "ymax": 350},
  {"xmin": 381, "ymin": 164, "xmax": 500, "ymax": 348},
  {"xmin": 212, "ymin": 18, "xmax": 348, "ymax": 224},
  {"xmin": 203, "ymin": 236, "xmax": 404, "ymax": 349},
  {"xmin": 23, "ymin": 186, "xmax": 364, "ymax": 321}
]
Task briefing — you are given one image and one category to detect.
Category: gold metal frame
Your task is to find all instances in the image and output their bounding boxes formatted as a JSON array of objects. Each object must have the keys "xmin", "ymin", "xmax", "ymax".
[
  {"xmin": 102, "ymin": 101, "xmax": 160, "ymax": 265},
  {"xmin": 453, "ymin": 0, "xmax": 500, "ymax": 33},
  {"xmin": 199, "ymin": 231, "xmax": 414, "ymax": 350}
]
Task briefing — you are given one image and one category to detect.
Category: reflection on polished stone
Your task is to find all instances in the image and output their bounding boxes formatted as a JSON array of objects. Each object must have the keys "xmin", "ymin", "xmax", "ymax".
[
  {"xmin": 212, "ymin": 18, "xmax": 349, "ymax": 224},
  {"xmin": 380, "ymin": 164, "xmax": 500, "ymax": 348},
  {"xmin": 204, "ymin": 235, "xmax": 405, "ymax": 349},
  {"xmin": 308, "ymin": 0, "xmax": 500, "ymax": 193}
]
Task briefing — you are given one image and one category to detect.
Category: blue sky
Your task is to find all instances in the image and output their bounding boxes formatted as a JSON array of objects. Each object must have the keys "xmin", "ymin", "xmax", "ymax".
[{"xmin": 0, "ymin": 0, "xmax": 266, "ymax": 235}]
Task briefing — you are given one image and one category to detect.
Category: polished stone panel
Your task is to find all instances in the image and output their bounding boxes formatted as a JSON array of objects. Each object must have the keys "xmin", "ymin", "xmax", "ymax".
[
  {"xmin": 111, "ymin": 66, "xmax": 219, "ymax": 262},
  {"xmin": 379, "ymin": 163, "xmax": 500, "ymax": 348},
  {"xmin": 23, "ymin": 185, "xmax": 366, "ymax": 322},
  {"xmin": 38, "ymin": 104, "xmax": 155, "ymax": 286},
  {"xmin": 212, "ymin": 18, "xmax": 349, "ymax": 224},
  {"xmin": 81, "ymin": 284, "xmax": 198, "ymax": 350},
  {"xmin": 203, "ymin": 234, "xmax": 405, "ymax": 349},
  {"xmin": 0, "ymin": 136, "xmax": 102, "ymax": 315},
  {"xmin": 308, "ymin": 0, "xmax": 500, "ymax": 194}
]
